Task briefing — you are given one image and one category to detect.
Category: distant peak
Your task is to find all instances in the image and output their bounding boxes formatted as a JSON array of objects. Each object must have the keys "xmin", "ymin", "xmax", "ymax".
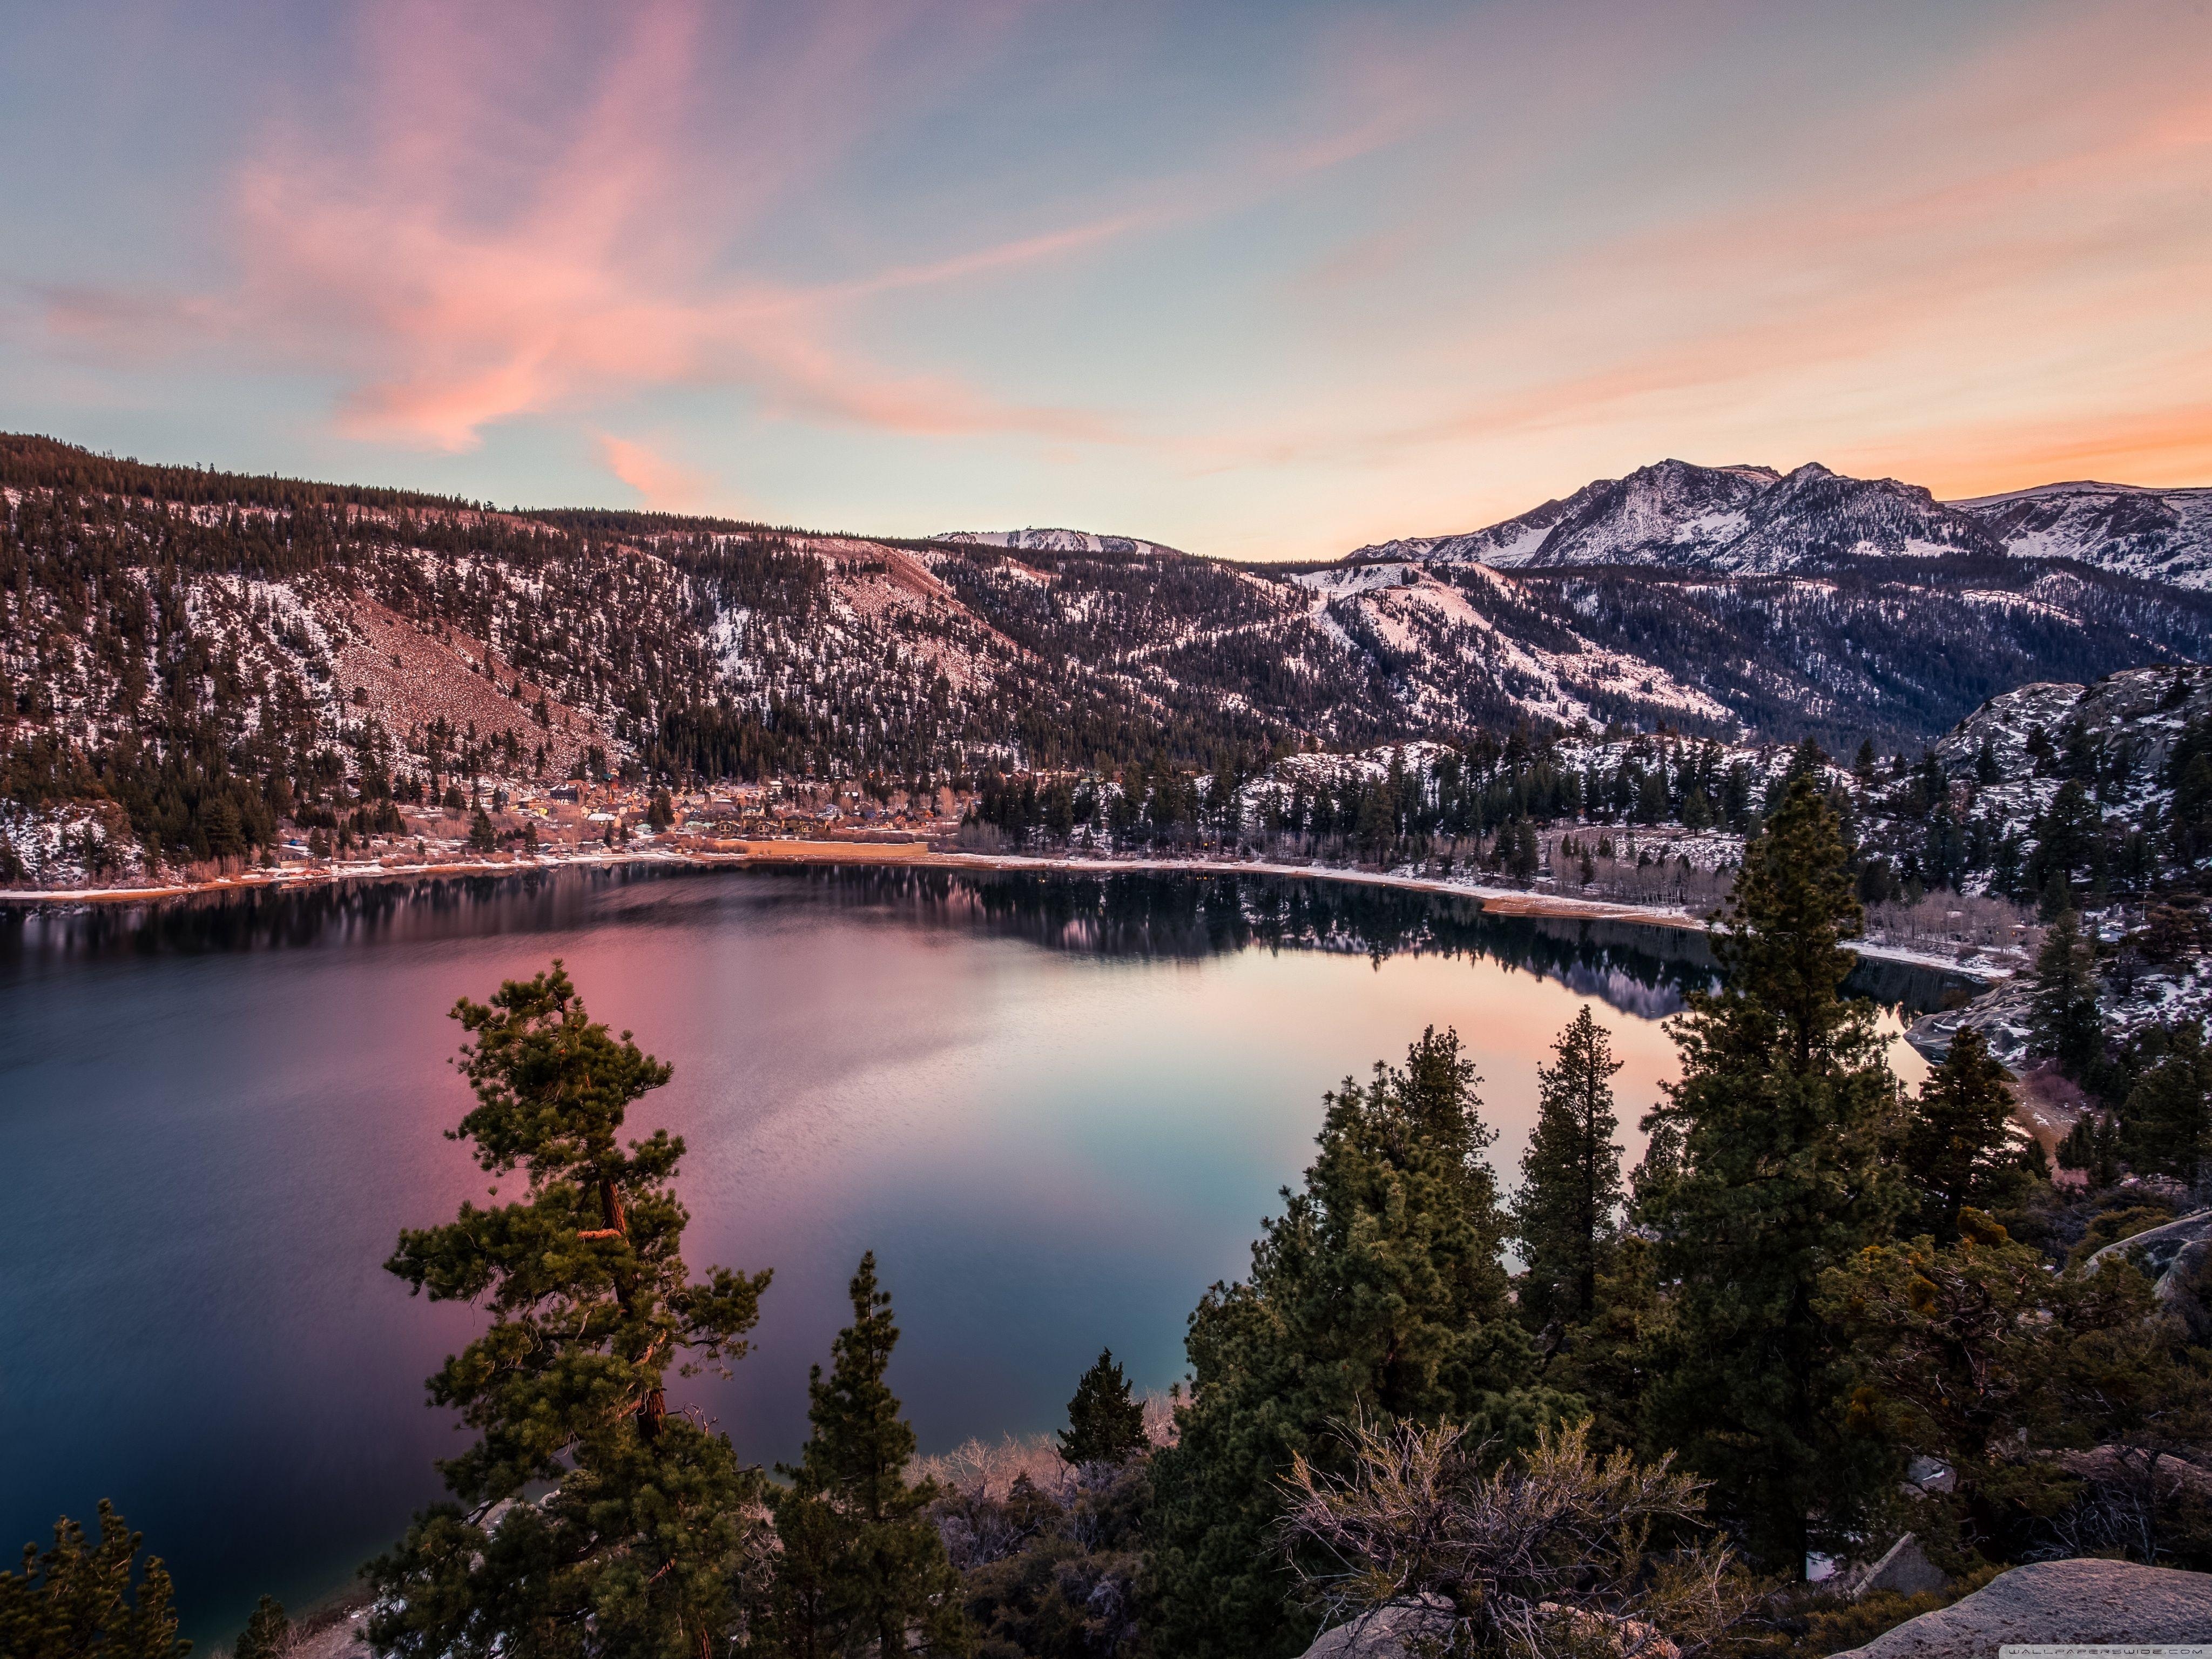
[{"xmin": 934, "ymin": 527, "xmax": 1189, "ymax": 558}]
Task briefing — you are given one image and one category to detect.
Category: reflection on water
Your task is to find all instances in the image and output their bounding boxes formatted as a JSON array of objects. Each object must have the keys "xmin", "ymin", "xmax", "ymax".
[
  {"xmin": 2, "ymin": 862, "xmax": 1974, "ymax": 1018},
  {"xmin": 0, "ymin": 865, "xmax": 1970, "ymax": 1644}
]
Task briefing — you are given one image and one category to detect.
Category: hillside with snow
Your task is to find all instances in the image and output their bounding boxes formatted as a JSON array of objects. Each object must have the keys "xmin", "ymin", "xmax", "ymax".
[
  {"xmin": 4, "ymin": 434, "xmax": 2210, "ymax": 881},
  {"xmin": 1953, "ymin": 480, "xmax": 2212, "ymax": 590},
  {"xmin": 935, "ymin": 528, "xmax": 1189, "ymax": 559},
  {"xmin": 1346, "ymin": 457, "xmax": 2212, "ymax": 588}
]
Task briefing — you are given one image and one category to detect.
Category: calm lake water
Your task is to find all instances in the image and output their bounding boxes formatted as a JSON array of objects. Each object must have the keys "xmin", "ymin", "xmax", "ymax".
[{"xmin": 0, "ymin": 865, "xmax": 1960, "ymax": 1643}]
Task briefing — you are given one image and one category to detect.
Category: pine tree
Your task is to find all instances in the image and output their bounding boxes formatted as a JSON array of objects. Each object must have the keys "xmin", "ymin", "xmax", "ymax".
[
  {"xmin": 2120, "ymin": 1022, "xmax": 2212, "ymax": 1186},
  {"xmin": 1513, "ymin": 1006, "xmax": 1625, "ymax": 1326},
  {"xmin": 1820, "ymin": 1209, "xmax": 2211, "ymax": 1562},
  {"xmin": 2030, "ymin": 911, "xmax": 2102, "ymax": 1081},
  {"xmin": 234, "ymin": 1594, "xmax": 291, "ymax": 1659},
  {"xmin": 1059, "ymin": 1348, "xmax": 1148, "ymax": 1466},
  {"xmin": 1903, "ymin": 1026, "xmax": 2032, "ymax": 1240},
  {"xmin": 1642, "ymin": 776, "xmax": 1905, "ymax": 1573},
  {"xmin": 762, "ymin": 1253, "xmax": 969, "ymax": 1659},
  {"xmin": 0, "ymin": 1503, "xmax": 187, "ymax": 1658},
  {"xmin": 1147, "ymin": 1028, "xmax": 1562, "ymax": 1659},
  {"xmin": 366, "ymin": 963, "xmax": 774, "ymax": 1659}
]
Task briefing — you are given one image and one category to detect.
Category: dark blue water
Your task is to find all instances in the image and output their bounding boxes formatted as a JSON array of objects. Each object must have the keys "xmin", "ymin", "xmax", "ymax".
[{"xmin": 0, "ymin": 865, "xmax": 1959, "ymax": 1643}]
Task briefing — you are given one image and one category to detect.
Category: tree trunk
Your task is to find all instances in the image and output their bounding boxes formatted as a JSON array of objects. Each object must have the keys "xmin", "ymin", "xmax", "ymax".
[{"xmin": 597, "ymin": 1169, "xmax": 663, "ymax": 1438}]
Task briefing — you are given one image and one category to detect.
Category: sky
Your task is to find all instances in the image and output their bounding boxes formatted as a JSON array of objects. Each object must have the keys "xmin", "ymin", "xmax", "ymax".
[{"xmin": 3, "ymin": 0, "xmax": 2209, "ymax": 561}]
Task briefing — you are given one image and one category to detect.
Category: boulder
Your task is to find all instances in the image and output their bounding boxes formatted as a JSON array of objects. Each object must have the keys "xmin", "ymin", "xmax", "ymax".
[
  {"xmin": 1298, "ymin": 1597, "xmax": 1681, "ymax": 1659},
  {"xmin": 1833, "ymin": 1558, "xmax": 2212, "ymax": 1657},
  {"xmin": 2051, "ymin": 1444, "xmax": 2212, "ymax": 1501},
  {"xmin": 1300, "ymin": 1596, "xmax": 1456, "ymax": 1659},
  {"xmin": 1849, "ymin": 1533, "xmax": 1948, "ymax": 1601}
]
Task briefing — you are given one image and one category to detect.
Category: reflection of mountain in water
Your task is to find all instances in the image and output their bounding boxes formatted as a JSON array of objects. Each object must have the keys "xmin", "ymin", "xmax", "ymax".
[
  {"xmin": 4, "ymin": 864, "xmax": 1978, "ymax": 1020},
  {"xmin": 777, "ymin": 867, "xmax": 1974, "ymax": 1018}
]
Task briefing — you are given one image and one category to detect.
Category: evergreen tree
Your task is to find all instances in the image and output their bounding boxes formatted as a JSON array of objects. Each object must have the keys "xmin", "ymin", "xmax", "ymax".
[
  {"xmin": 1513, "ymin": 1006, "xmax": 1626, "ymax": 1326},
  {"xmin": 1146, "ymin": 1028, "xmax": 1563, "ymax": 1659},
  {"xmin": 2120, "ymin": 1022, "xmax": 2212, "ymax": 1187},
  {"xmin": 2030, "ymin": 911, "xmax": 2102, "ymax": 1081},
  {"xmin": 2056, "ymin": 1112, "xmax": 2123, "ymax": 1190},
  {"xmin": 1821, "ymin": 1210, "xmax": 2211, "ymax": 1564},
  {"xmin": 1642, "ymin": 777, "xmax": 1905, "ymax": 1572},
  {"xmin": 467, "ymin": 806, "xmax": 496, "ymax": 852},
  {"xmin": 762, "ymin": 1253, "xmax": 970, "ymax": 1659},
  {"xmin": 234, "ymin": 1595, "xmax": 291, "ymax": 1659},
  {"xmin": 1901, "ymin": 1026, "xmax": 2034, "ymax": 1241},
  {"xmin": 1059, "ymin": 1349, "xmax": 1148, "ymax": 1466},
  {"xmin": 0, "ymin": 1503, "xmax": 187, "ymax": 1659},
  {"xmin": 366, "ymin": 964, "xmax": 774, "ymax": 1659}
]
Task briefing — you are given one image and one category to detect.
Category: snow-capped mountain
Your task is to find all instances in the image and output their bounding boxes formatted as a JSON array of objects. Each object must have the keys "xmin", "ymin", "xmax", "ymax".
[
  {"xmin": 1953, "ymin": 481, "xmax": 2212, "ymax": 590},
  {"xmin": 936, "ymin": 527, "xmax": 1189, "ymax": 559},
  {"xmin": 1348, "ymin": 459, "xmax": 1996, "ymax": 574},
  {"xmin": 8, "ymin": 433, "xmax": 2212, "ymax": 880}
]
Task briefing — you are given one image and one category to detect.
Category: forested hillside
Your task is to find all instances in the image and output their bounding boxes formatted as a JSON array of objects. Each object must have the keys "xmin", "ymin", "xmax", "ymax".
[{"xmin": 3, "ymin": 434, "xmax": 2209, "ymax": 876}]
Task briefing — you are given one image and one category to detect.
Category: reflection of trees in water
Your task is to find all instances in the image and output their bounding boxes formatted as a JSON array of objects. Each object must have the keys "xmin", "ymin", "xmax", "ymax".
[
  {"xmin": 2, "ymin": 862, "xmax": 1975, "ymax": 1019},
  {"xmin": 800, "ymin": 867, "xmax": 1725, "ymax": 1020},
  {"xmin": 785, "ymin": 867, "xmax": 1974, "ymax": 1014},
  {"xmin": 1, "ymin": 870, "xmax": 577, "ymax": 961}
]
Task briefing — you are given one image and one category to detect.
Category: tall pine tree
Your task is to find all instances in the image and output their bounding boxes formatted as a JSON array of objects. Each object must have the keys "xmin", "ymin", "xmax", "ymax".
[
  {"xmin": 1146, "ymin": 1028, "xmax": 1564, "ymax": 1659},
  {"xmin": 2030, "ymin": 911, "xmax": 2102, "ymax": 1081},
  {"xmin": 1901, "ymin": 1026, "xmax": 2034, "ymax": 1241},
  {"xmin": 2120, "ymin": 1022, "xmax": 2212, "ymax": 1186},
  {"xmin": 366, "ymin": 963, "xmax": 774, "ymax": 1659},
  {"xmin": 1513, "ymin": 1006, "xmax": 1626, "ymax": 1326},
  {"xmin": 761, "ymin": 1253, "xmax": 970, "ymax": 1659},
  {"xmin": 1642, "ymin": 777, "xmax": 1905, "ymax": 1573}
]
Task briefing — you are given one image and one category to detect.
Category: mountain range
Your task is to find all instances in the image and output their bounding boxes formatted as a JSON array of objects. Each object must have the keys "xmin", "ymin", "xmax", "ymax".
[
  {"xmin": 3, "ymin": 434, "xmax": 2209, "ymax": 869},
  {"xmin": 1340, "ymin": 457, "xmax": 2212, "ymax": 586}
]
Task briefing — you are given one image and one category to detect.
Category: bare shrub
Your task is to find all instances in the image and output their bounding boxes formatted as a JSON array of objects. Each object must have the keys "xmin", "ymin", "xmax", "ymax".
[
  {"xmin": 1142, "ymin": 1387, "xmax": 1182, "ymax": 1449},
  {"xmin": 1860, "ymin": 891, "xmax": 2035, "ymax": 959},
  {"xmin": 912, "ymin": 1392, "xmax": 1179, "ymax": 1503},
  {"xmin": 914, "ymin": 1432, "xmax": 1076, "ymax": 1504},
  {"xmin": 1277, "ymin": 1417, "xmax": 1762, "ymax": 1658}
]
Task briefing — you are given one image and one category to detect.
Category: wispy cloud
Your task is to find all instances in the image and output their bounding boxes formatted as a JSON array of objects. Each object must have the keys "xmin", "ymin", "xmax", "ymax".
[
  {"xmin": 44, "ymin": 1, "xmax": 1132, "ymax": 452},
  {"xmin": 597, "ymin": 433, "xmax": 716, "ymax": 512}
]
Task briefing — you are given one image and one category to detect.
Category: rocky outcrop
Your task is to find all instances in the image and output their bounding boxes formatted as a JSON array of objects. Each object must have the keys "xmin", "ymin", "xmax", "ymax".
[
  {"xmin": 2051, "ymin": 1444, "xmax": 2212, "ymax": 1502},
  {"xmin": 1296, "ymin": 1597, "xmax": 1683, "ymax": 1659},
  {"xmin": 1299, "ymin": 1596, "xmax": 1457, "ymax": 1659},
  {"xmin": 2083, "ymin": 1207, "xmax": 2212, "ymax": 1276},
  {"xmin": 1833, "ymin": 1558, "xmax": 2212, "ymax": 1656}
]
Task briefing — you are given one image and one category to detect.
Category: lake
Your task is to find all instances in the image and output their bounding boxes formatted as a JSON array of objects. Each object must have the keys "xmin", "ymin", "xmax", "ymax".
[{"xmin": 0, "ymin": 864, "xmax": 1960, "ymax": 1643}]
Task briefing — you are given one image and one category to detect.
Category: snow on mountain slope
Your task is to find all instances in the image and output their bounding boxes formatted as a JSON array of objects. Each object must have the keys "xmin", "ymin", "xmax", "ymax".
[
  {"xmin": 1344, "ymin": 490, "xmax": 1589, "ymax": 568},
  {"xmin": 1931, "ymin": 664, "xmax": 2212, "ymax": 844},
  {"xmin": 1354, "ymin": 459, "xmax": 2004, "ymax": 576},
  {"xmin": 1953, "ymin": 481, "xmax": 2212, "ymax": 591},
  {"xmin": 935, "ymin": 527, "xmax": 1189, "ymax": 559},
  {"xmin": 1715, "ymin": 463, "xmax": 1993, "ymax": 570},
  {"xmin": 1291, "ymin": 561, "xmax": 1735, "ymax": 729},
  {"xmin": 1522, "ymin": 459, "xmax": 1778, "ymax": 568}
]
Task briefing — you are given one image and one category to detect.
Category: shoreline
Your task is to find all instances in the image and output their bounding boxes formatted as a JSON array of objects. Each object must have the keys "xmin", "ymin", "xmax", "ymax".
[{"xmin": 1, "ymin": 838, "xmax": 2001, "ymax": 980}]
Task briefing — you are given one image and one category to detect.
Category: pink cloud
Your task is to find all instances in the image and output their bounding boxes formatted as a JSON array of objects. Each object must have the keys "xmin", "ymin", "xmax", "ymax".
[
  {"xmin": 1204, "ymin": 1, "xmax": 2212, "ymax": 519},
  {"xmin": 36, "ymin": 0, "xmax": 1464, "ymax": 462},
  {"xmin": 48, "ymin": 1, "xmax": 1125, "ymax": 453},
  {"xmin": 597, "ymin": 433, "xmax": 715, "ymax": 512}
]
